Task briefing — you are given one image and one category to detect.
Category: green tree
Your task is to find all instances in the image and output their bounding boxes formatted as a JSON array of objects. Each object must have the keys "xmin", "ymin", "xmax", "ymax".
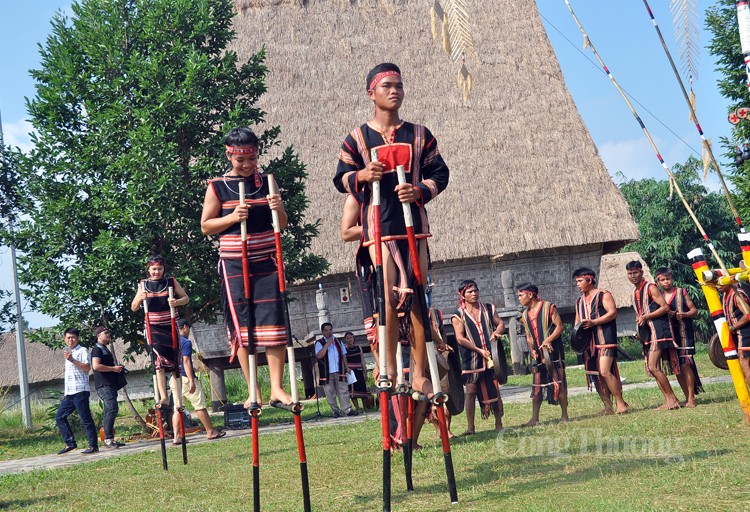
[
  {"xmin": 5, "ymin": 0, "xmax": 327, "ymax": 351},
  {"xmin": 618, "ymin": 156, "xmax": 738, "ymax": 341},
  {"xmin": 0, "ymin": 144, "xmax": 21, "ymax": 330},
  {"xmin": 706, "ymin": 0, "xmax": 750, "ymax": 217}
]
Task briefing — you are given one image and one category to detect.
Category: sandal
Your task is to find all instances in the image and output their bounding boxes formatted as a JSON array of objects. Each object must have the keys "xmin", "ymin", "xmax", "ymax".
[{"xmin": 207, "ymin": 430, "xmax": 227, "ymax": 440}]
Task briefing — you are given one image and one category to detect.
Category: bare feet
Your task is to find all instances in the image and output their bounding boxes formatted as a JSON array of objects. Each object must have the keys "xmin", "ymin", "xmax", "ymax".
[
  {"xmin": 596, "ymin": 408, "xmax": 615, "ymax": 416},
  {"xmin": 616, "ymin": 402, "xmax": 628, "ymax": 415},
  {"xmin": 655, "ymin": 401, "xmax": 680, "ymax": 411},
  {"xmin": 411, "ymin": 375, "xmax": 434, "ymax": 400},
  {"xmin": 684, "ymin": 400, "xmax": 697, "ymax": 408},
  {"xmin": 523, "ymin": 420, "xmax": 540, "ymax": 427},
  {"xmin": 560, "ymin": 416, "xmax": 570, "ymax": 423},
  {"xmin": 269, "ymin": 391, "xmax": 294, "ymax": 407}
]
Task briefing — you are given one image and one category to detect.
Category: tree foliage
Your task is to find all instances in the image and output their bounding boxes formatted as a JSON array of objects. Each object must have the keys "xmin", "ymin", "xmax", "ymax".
[
  {"xmin": 619, "ymin": 157, "xmax": 738, "ymax": 341},
  {"xmin": 0, "ymin": 145, "xmax": 22, "ymax": 330},
  {"xmin": 4, "ymin": 0, "xmax": 327, "ymax": 351},
  {"xmin": 706, "ymin": 0, "xmax": 750, "ymax": 218}
]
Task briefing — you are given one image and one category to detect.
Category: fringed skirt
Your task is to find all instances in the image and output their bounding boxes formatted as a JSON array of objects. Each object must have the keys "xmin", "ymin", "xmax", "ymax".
[
  {"xmin": 531, "ymin": 359, "xmax": 567, "ymax": 405},
  {"xmin": 148, "ymin": 322, "xmax": 177, "ymax": 372},
  {"xmin": 463, "ymin": 368, "xmax": 501, "ymax": 419},
  {"xmin": 220, "ymin": 256, "xmax": 286, "ymax": 361}
]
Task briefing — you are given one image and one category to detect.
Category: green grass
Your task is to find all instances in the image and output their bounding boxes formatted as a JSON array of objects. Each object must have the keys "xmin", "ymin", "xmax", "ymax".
[{"xmin": 1, "ymin": 381, "xmax": 749, "ymax": 511}]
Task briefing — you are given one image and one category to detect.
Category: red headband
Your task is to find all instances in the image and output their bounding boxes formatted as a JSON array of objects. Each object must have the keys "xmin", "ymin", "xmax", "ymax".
[
  {"xmin": 225, "ymin": 145, "xmax": 258, "ymax": 156},
  {"xmin": 369, "ymin": 71, "xmax": 401, "ymax": 91}
]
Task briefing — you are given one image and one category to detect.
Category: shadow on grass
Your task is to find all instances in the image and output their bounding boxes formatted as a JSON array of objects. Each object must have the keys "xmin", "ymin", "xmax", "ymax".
[{"xmin": 0, "ymin": 495, "xmax": 62, "ymax": 510}]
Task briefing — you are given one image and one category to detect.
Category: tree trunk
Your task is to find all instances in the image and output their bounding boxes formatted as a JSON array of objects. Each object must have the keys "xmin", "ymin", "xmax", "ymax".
[{"xmin": 122, "ymin": 386, "xmax": 148, "ymax": 430}]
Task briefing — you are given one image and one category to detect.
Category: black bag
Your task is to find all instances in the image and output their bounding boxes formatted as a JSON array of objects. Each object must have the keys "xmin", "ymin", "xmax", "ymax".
[{"xmin": 115, "ymin": 367, "xmax": 129, "ymax": 390}]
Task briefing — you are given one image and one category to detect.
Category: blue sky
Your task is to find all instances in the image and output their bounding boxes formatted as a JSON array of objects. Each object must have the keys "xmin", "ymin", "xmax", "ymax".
[{"xmin": 0, "ymin": 1, "xmax": 739, "ymax": 327}]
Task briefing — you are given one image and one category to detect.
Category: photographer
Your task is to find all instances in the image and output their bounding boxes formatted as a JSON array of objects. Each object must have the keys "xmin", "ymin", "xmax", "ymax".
[{"xmin": 91, "ymin": 326, "xmax": 126, "ymax": 449}]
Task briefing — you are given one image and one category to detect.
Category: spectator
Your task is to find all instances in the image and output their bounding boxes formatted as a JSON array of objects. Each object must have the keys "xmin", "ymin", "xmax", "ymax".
[
  {"xmin": 170, "ymin": 319, "xmax": 226, "ymax": 442},
  {"xmin": 91, "ymin": 326, "xmax": 126, "ymax": 448},
  {"xmin": 315, "ymin": 322, "xmax": 354, "ymax": 417},
  {"xmin": 56, "ymin": 328, "xmax": 99, "ymax": 455}
]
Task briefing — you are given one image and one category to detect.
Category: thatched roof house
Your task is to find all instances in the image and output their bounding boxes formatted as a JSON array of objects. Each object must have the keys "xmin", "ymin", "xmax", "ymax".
[
  {"xmin": 598, "ymin": 252, "xmax": 654, "ymax": 337},
  {"xmin": 223, "ymin": 0, "xmax": 639, "ymax": 337}
]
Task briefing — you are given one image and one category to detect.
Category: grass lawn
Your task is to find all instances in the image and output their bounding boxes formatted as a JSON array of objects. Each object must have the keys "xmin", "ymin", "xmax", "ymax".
[{"xmin": 1, "ymin": 379, "xmax": 749, "ymax": 511}]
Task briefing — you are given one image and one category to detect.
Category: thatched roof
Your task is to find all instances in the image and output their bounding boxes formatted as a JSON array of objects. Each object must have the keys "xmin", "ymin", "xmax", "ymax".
[
  {"xmin": 231, "ymin": 0, "xmax": 638, "ymax": 276},
  {"xmin": 0, "ymin": 333, "xmax": 150, "ymax": 387},
  {"xmin": 598, "ymin": 252, "xmax": 654, "ymax": 308}
]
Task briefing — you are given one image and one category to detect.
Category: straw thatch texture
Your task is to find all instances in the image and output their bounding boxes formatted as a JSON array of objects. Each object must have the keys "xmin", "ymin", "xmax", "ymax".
[
  {"xmin": 231, "ymin": 0, "xmax": 638, "ymax": 276},
  {"xmin": 598, "ymin": 252, "xmax": 654, "ymax": 309}
]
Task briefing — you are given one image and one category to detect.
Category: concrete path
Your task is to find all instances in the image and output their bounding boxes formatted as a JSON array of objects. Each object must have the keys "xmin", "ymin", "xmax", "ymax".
[{"xmin": 0, "ymin": 375, "xmax": 732, "ymax": 476}]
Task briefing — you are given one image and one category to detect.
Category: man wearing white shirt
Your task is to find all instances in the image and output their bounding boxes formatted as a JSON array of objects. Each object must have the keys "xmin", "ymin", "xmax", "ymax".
[
  {"xmin": 56, "ymin": 328, "xmax": 99, "ymax": 454},
  {"xmin": 315, "ymin": 322, "xmax": 354, "ymax": 417}
]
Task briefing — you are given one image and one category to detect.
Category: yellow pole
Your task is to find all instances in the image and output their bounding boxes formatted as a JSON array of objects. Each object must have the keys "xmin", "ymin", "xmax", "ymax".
[
  {"xmin": 688, "ymin": 248, "xmax": 750, "ymax": 422},
  {"xmin": 740, "ymin": 232, "xmax": 750, "ymax": 268}
]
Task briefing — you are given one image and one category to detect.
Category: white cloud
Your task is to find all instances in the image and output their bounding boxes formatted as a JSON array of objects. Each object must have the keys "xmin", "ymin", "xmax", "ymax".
[
  {"xmin": 599, "ymin": 135, "xmax": 734, "ymax": 196},
  {"xmin": 2, "ymin": 118, "xmax": 34, "ymax": 153}
]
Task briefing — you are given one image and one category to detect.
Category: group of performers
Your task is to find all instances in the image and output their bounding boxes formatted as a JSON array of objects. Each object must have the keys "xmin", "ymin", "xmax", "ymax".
[{"xmin": 128, "ymin": 61, "xmax": 750, "ymax": 507}]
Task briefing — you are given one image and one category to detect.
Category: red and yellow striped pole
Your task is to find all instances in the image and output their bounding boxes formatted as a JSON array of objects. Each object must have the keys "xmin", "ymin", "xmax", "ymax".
[{"xmin": 688, "ymin": 248, "xmax": 750, "ymax": 422}]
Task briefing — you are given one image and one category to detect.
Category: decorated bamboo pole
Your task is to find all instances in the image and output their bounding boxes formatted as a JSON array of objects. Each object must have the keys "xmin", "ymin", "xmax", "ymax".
[
  {"xmin": 370, "ymin": 148, "xmax": 392, "ymax": 512},
  {"xmin": 396, "ymin": 165, "xmax": 458, "ymax": 504},
  {"xmin": 268, "ymin": 174, "xmax": 312, "ymax": 512},
  {"xmin": 688, "ymin": 249, "xmax": 750, "ymax": 422},
  {"xmin": 142, "ymin": 281, "xmax": 168, "ymax": 471},
  {"xmin": 239, "ymin": 179, "xmax": 261, "ymax": 512},
  {"xmin": 565, "ymin": 0, "xmax": 735, "ymax": 281},
  {"xmin": 738, "ymin": 1, "xmax": 750, "ymax": 92},
  {"xmin": 641, "ymin": 0, "xmax": 745, "ymax": 232},
  {"xmin": 169, "ymin": 286, "xmax": 188, "ymax": 465}
]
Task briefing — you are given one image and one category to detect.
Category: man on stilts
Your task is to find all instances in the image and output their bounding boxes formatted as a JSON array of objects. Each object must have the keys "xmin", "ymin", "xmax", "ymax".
[{"xmin": 333, "ymin": 62, "xmax": 449, "ymax": 400}]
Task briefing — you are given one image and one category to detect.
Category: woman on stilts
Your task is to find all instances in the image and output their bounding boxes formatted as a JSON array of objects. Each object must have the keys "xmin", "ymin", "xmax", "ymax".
[{"xmin": 200, "ymin": 127, "xmax": 293, "ymax": 411}]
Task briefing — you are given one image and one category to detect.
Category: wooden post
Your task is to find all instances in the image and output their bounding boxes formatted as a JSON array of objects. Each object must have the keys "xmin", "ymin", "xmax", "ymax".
[
  {"xmin": 501, "ymin": 270, "xmax": 527, "ymax": 375},
  {"xmin": 208, "ymin": 362, "xmax": 227, "ymax": 413}
]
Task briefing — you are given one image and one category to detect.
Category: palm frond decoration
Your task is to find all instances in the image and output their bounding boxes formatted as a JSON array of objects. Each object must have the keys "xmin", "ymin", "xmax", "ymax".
[
  {"xmin": 670, "ymin": 0, "xmax": 700, "ymax": 82},
  {"xmin": 430, "ymin": 0, "xmax": 476, "ymax": 103}
]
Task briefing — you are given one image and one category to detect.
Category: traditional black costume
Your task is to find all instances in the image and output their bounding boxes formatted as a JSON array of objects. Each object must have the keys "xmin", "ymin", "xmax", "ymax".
[
  {"xmin": 632, "ymin": 281, "xmax": 679, "ymax": 376},
  {"xmin": 208, "ymin": 174, "xmax": 286, "ymax": 361},
  {"xmin": 142, "ymin": 277, "xmax": 178, "ymax": 372},
  {"xmin": 521, "ymin": 301, "xmax": 567, "ymax": 405}
]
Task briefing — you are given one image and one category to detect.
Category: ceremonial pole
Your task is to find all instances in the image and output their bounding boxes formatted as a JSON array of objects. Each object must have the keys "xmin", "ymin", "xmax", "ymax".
[
  {"xmin": 169, "ymin": 286, "xmax": 188, "ymax": 464},
  {"xmin": 738, "ymin": 1, "xmax": 750, "ymax": 92},
  {"xmin": 688, "ymin": 249, "xmax": 750, "ymax": 422},
  {"xmin": 268, "ymin": 174, "xmax": 312, "ymax": 512},
  {"xmin": 142, "ymin": 281, "xmax": 168, "ymax": 471},
  {"xmin": 396, "ymin": 165, "xmax": 458, "ymax": 504},
  {"xmin": 370, "ymin": 148, "xmax": 392, "ymax": 512},
  {"xmin": 565, "ymin": 0, "xmax": 735, "ymax": 279},
  {"xmin": 239, "ymin": 179, "xmax": 261, "ymax": 512},
  {"xmin": 641, "ymin": 0, "xmax": 744, "ymax": 232}
]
